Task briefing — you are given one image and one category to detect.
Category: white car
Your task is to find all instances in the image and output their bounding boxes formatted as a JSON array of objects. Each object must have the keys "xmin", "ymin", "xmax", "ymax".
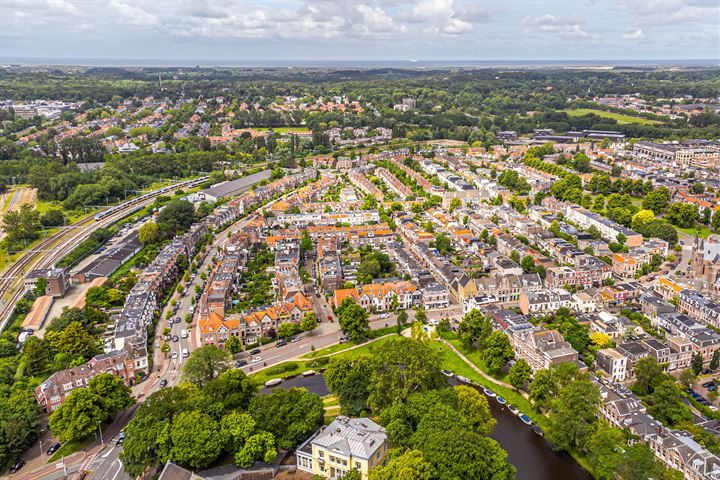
[
  {"xmin": 171, "ymin": 351, "xmax": 178, "ymax": 359},
  {"xmin": 379, "ymin": 313, "xmax": 389, "ymax": 319},
  {"xmin": 252, "ymin": 356, "xmax": 263, "ymax": 363}
]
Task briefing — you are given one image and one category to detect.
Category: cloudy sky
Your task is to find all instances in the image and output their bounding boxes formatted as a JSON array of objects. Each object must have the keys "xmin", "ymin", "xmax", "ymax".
[{"xmin": 1, "ymin": 0, "xmax": 719, "ymax": 62}]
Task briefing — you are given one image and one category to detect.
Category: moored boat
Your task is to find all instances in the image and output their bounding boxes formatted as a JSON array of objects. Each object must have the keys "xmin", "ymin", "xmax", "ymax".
[
  {"xmin": 456, "ymin": 375, "xmax": 471, "ymax": 384},
  {"xmin": 483, "ymin": 388, "xmax": 496, "ymax": 397},
  {"xmin": 533, "ymin": 425, "xmax": 544, "ymax": 436},
  {"xmin": 302, "ymin": 370, "xmax": 316, "ymax": 377},
  {"xmin": 265, "ymin": 378, "xmax": 282, "ymax": 387},
  {"xmin": 520, "ymin": 414, "xmax": 532, "ymax": 425},
  {"xmin": 508, "ymin": 404, "xmax": 519, "ymax": 415},
  {"xmin": 496, "ymin": 396, "xmax": 507, "ymax": 405}
]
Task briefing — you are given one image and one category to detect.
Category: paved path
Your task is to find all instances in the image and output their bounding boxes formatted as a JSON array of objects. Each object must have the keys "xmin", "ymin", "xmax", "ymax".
[{"xmin": 439, "ymin": 339, "xmax": 530, "ymax": 400}]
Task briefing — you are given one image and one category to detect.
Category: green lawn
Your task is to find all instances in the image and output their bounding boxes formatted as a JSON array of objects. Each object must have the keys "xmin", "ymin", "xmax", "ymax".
[
  {"xmin": 48, "ymin": 435, "xmax": 95, "ymax": 463},
  {"xmin": 253, "ymin": 127, "xmax": 310, "ymax": 133},
  {"xmin": 561, "ymin": 108, "xmax": 663, "ymax": 125},
  {"xmin": 674, "ymin": 225, "xmax": 713, "ymax": 239}
]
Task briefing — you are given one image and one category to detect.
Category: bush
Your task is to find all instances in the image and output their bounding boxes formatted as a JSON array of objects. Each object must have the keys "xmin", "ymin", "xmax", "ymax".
[
  {"xmin": 266, "ymin": 362, "xmax": 298, "ymax": 375},
  {"xmin": 308, "ymin": 357, "xmax": 330, "ymax": 368}
]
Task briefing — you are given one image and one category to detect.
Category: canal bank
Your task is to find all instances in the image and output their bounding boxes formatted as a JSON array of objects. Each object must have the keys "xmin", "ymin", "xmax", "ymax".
[{"xmin": 262, "ymin": 374, "xmax": 591, "ymax": 480}]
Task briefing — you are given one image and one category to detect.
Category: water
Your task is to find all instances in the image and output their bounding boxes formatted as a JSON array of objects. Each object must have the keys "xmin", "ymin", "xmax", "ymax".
[{"xmin": 262, "ymin": 374, "xmax": 591, "ymax": 480}]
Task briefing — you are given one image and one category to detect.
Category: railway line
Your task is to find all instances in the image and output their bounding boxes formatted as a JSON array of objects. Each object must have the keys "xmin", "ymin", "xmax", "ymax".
[{"xmin": 0, "ymin": 176, "xmax": 208, "ymax": 333}]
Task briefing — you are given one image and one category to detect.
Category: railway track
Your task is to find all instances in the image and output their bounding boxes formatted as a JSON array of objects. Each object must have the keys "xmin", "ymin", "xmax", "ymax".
[{"xmin": 0, "ymin": 177, "xmax": 207, "ymax": 333}]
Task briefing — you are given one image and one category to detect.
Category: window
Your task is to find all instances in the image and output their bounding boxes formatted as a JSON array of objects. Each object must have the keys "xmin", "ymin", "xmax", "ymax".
[
  {"xmin": 355, "ymin": 462, "xmax": 361, "ymax": 470},
  {"xmin": 318, "ymin": 451, "xmax": 324, "ymax": 459}
]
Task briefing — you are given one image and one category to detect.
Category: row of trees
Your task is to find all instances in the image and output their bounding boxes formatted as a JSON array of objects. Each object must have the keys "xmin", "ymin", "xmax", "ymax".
[{"xmin": 121, "ymin": 345, "xmax": 323, "ymax": 474}]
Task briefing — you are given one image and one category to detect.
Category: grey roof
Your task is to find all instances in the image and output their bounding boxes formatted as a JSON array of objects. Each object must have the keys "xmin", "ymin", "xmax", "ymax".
[
  {"xmin": 201, "ymin": 170, "xmax": 272, "ymax": 200},
  {"xmin": 304, "ymin": 416, "xmax": 386, "ymax": 460}
]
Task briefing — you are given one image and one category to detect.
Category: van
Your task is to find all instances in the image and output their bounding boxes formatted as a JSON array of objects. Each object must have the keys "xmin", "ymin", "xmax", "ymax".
[
  {"xmin": 182, "ymin": 348, "xmax": 189, "ymax": 358},
  {"xmin": 180, "ymin": 329, "xmax": 188, "ymax": 339}
]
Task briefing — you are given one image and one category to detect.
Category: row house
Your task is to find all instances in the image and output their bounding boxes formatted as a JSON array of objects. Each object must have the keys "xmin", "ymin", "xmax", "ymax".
[
  {"xmin": 677, "ymin": 289, "xmax": 720, "ymax": 330},
  {"xmin": 564, "ymin": 205, "xmax": 643, "ymax": 247},
  {"xmin": 375, "ymin": 167, "xmax": 413, "ymax": 199},
  {"xmin": 421, "ymin": 283, "xmax": 450, "ymax": 309},
  {"xmin": 273, "ymin": 210, "xmax": 380, "ymax": 227},
  {"xmin": 545, "ymin": 263, "xmax": 611, "ymax": 289},
  {"xmin": 612, "ymin": 252, "xmax": 648, "ymax": 278},
  {"xmin": 409, "ymin": 241, "xmax": 477, "ymax": 302},
  {"xmin": 316, "ymin": 237, "xmax": 343, "ymax": 292},
  {"xmin": 349, "ymin": 172, "xmax": 384, "ymax": 201},
  {"xmin": 35, "ymin": 343, "xmax": 147, "ymax": 412},
  {"xmin": 332, "ymin": 281, "xmax": 421, "ymax": 312},
  {"xmin": 518, "ymin": 288, "xmax": 573, "ymax": 316},
  {"xmin": 473, "ymin": 273, "xmax": 543, "ymax": 305}
]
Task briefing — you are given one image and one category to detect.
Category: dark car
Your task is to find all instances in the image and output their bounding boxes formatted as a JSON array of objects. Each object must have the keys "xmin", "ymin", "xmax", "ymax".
[
  {"xmin": 116, "ymin": 438, "xmax": 124, "ymax": 447},
  {"xmin": 172, "ymin": 335, "xmax": 179, "ymax": 342},
  {"xmin": 249, "ymin": 348, "xmax": 261, "ymax": 355},
  {"xmin": 174, "ymin": 317, "xmax": 181, "ymax": 324},
  {"xmin": 159, "ymin": 379, "xmax": 168, "ymax": 388},
  {"xmin": 9, "ymin": 460, "xmax": 25, "ymax": 473},
  {"xmin": 276, "ymin": 340, "xmax": 287, "ymax": 347},
  {"xmin": 47, "ymin": 442, "xmax": 61, "ymax": 455},
  {"xmin": 235, "ymin": 359, "xmax": 248, "ymax": 367}
]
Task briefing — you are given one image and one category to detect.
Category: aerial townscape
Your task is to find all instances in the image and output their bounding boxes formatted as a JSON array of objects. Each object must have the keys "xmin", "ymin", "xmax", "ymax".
[{"xmin": 1, "ymin": 1, "xmax": 720, "ymax": 480}]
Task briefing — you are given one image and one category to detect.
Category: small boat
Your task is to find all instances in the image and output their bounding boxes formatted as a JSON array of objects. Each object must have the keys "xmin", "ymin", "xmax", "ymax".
[
  {"xmin": 483, "ymin": 388, "xmax": 496, "ymax": 398},
  {"xmin": 532, "ymin": 425, "xmax": 544, "ymax": 436},
  {"xmin": 508, "ymin": 404, "xmax": 519, "ymax": 415},
  {"xmin": 520, "ymin": 414, "xmax": 532, "ymax": 425},
  {"xmin": 441, "ymin": 369, "xmax": 454, "ymax": 377},
  {"xmin": 265, "ymin": 378, "xmax": 282, "ymax": 387},
  {"xmin": 496, "ymin": 396, "xmax": 507, "ymax": 405},
  {"xmin": 456, "ymin": 375, "xmax": 470, "ymax": 384},
  {"xmin": 302, "ymin": 370, "xmax": 316, "ymax": 377}
]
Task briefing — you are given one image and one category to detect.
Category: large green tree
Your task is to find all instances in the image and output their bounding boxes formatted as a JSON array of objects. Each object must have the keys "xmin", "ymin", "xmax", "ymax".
[
  {"xmin": 182, "ymin": 344, "xmax": 230, "ymax": 387},
  {"xmin": 482, "ymin": 331, "xmax": 515, "ymax": 374},
  {"xmin": 170, "ymin": 410, "xmax": 225, "ymax": 469},
  {"xmin": 585, "ymin": 421, "xmax": 625, "ymax": 480},
  {"xmin": 337, "ymin": 298, "xmax": 370, "ymax": 341},
  {"xmin": 547, "ymin": 379, "xmax": 601, "ymax": 451},
  {"xmin": 458, "ymin": 309, "xmax": 492, "ymax": 350},
  {"xmin": 508, "ymin": 358, "xmax": 532, "ymax": 391},
  {"xmin": 370, "ymin": 449, "xmax": 436, "ymax": 480},
  {"xmin": 249, "ymin": 387, "xmax": 323, "ymax": 450}
]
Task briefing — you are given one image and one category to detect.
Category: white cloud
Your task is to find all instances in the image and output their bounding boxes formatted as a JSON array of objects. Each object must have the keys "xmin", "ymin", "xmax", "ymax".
[
  {"xmin": 522, "ymin": 14, "xmax": 595, "ymax": 40},
  {"xmin": 46, "ymin": 0, "xmax": 77, "ymax": 14},
  {"xmin": 407, "ymin": 0, "xmax": 474, "ymax": 35},
  {"xmin": 109, "ymin": 0, "xmax": 159, "ymax": 27},
  {"xmin": 623, "ymin": 29, "xmax": 643, "ymax": 39}
]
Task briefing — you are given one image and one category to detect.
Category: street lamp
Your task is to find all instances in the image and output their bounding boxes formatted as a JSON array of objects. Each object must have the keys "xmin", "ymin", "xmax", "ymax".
[
  {"xmin": 97, "ymin": 421, "xmax": 104, "ymax": 446},
  {"xmin": 38, "ymin": 434, "xmax": 45, "ymax": 463}
]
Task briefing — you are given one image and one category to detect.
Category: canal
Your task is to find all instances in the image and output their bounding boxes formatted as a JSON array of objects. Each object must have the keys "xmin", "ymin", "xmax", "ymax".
[{"xmin": 262, "ymin": 374, "xmax": 591, "ymax": 480}]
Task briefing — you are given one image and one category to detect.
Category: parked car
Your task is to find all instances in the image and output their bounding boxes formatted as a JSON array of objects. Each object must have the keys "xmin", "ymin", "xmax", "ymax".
[
  {"xmin": 9, "ymin": 460, "xmax": 25, "ymax": 473},
  {"xmin": 276, "ymin": 340, "xmax": 287, "ymax": 347},
  {"xmin": 159, "ymin": 379, "xmax": 168, "ymax": 388},
  {"xmin": 379, "ymin": 313, "xmax": 389, "ymax": 319},
  {"xmin": 249, "ymin": 348, "xmax": 261, "ymax": 355},
  {"xmin": 235, "ymin": 359, "xmax": 248, "ymax": 367},
  {"xmin": 174, "ymin": 317, "xmax": 181, "ymax": 324},
  {"xmin": 291, "ymin": 336, "xmax": 301, "ymax": 343},
  {"xmin": 171, "ymin": 351, "xmax": 178, "ymax": 360},
  {"xmin": 47, "ymin": 443, "xmax": 61, "ymax": 455},
  {"xmin": 172, "ymin": 335, "xmax": 179, "ymax": 342}
]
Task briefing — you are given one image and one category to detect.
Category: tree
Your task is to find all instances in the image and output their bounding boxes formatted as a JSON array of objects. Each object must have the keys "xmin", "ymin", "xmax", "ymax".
[
  {"xmin": 49, "ymin": 388, "xmax": 105, "ymax": 443},
  {"xmin": 299, "ymin": 231, "xmax": 312, "ymax": 253},
  {"xmin": 23, "ymin": 336, "xmax": 47, "ymax": 376},
  {"xmin": 202, "ymin": 369, "xmax": 257, "ymax": 413},
  {"xmin": 337, "ymin": 298, "xmax": 370, "ymax": 341},
  {"xmin": 649, "ymin": 380, "xmax": 692, "ymax": 427},
  {"xmin": 633, "ymin": 357, "xmax": 665, "ymax": 396},
  {"xmin": 458, "ymin": 309, "xmax": 492, "ymax": 350},
  {"xmin": 157, "ymin": 199, "xmax": 196, "ymax": 233},
  {"xmin": 161, "ymin": 342, "xmax": 171, "ymax": 356},
  {"xmin": 367, "ymin": 337, "xmax": 445, "ymax": 412},
  {"xmin": 300, "ymin": 312, "xmax": 317, "ymax": 332},
  {"xmin": 235, "ymin": 431, "xmax": 277, "ymax": 467},
  {"xmin": 631, "ymin": 209, "xmax": 655, "ymax": 230},
  {"xmin": 585, "ymin": 421, "xmax": 625, "ymax": 480},
  {"xmin": 710, "ymin": 349, "xmax": 720, "ymax": 371},
  {"xmin": 666, "ymin": 202, "xmax": 699, "ymax": 228},
  {"xmin": 40, "ymin": 208, "xmax": 66, "ymax": 227},
  {"xmin": 432, "ymin": 232, "xmax": 452, "ymax": 255},
  {"xmin": 455, "ymin": 385, "xmax": 496, "ymax": 436},
  {"xmin": 482, "ymin": 331, "xmax": 515, "ymax": 374},
  {"xmin": 46, "ymin": 321, "xmax": 97, "ymax": 360},
  {"xmin": 170, "ymin": 410, "xmax": 224, "ymax": 469},
  {"xmin": 225, "ymin": 335, "xmax": 242, "ymax": 354},
  {"xmin": 679, "ymin": 368, "xmax": 696, "ymax": 389},
  {"xmin": 642, "ymin": 187, "xmax": 670, "ymax": 215},
  {"xmin": 508, "ymin": 359, "xmax": 532, "ymax": 391},
  {"xmin": 220, "ymin": 411, "xmax": 256, "ymax": 452},
  {"xmin": 547, "ymin": 379, "xmax": 601, "ymax": 451},
  {"xmin": 182, "ymin": 345, "xmax": 229, "ymax": 387},
  {"xmin": 35, "ymin": 277, "xmax": 47, "ymax": 297},
  {"xmin": 277, "ymin": 322, "xmax": 300, "ymax": 340},
  {"xmin": 529, "ymin": 368, "xmax": 554, "ymax": 409},
  {"xmin": 415, "ymin": 307, "xmax": 428, "ymax": 324},
  {"xmin": 692, "ymin": 352, "xmax": 704, "ymax": 375},
  {"xmin": 617, "ymin": 443, "xmax": 664, "ymax": 480},
  {"xmin": 138, "ymin": 221, "xmax": 159, "ymax": 245},
  {"xmin": 2, "ymin": 204, "xmax": 41, "ymax": 244},
  {"xmin": 249, "ymin": 387, "xmax": 323, "ymax": 450},
  {"xmin": 396, "ymin": 309, "xmax": 408, "ymax": 333},
  {"xmin": 520, "ymin": 255, "xmax": 535, "ymax": 273},
  {"xmin": 370, "ymin": 449, "xmax": 436, "ymax": 480},
  {"xmin": 87, "ymin": 373, "xmax": 134, "ymax": 415}
]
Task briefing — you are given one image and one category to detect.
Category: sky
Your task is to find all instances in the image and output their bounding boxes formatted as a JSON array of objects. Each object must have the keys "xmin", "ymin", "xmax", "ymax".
[{"xmin": 1, "ymin": 0, "xmax": 719, "ymax": 63}]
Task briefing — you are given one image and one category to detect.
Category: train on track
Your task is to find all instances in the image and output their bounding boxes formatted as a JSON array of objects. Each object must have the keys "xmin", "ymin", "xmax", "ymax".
[{"xmin": 94, "ymin": 176, "xmax": 209, "ymax": 221}]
